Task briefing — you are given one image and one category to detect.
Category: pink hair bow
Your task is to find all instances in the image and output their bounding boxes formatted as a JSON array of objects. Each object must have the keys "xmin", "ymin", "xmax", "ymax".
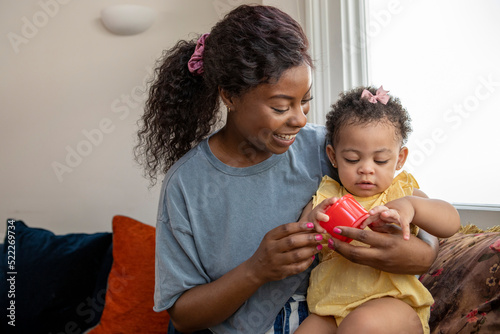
[
  {"xmin": 361, "ymin": 86, "xmax": 390, "ymax": 105},
  {"xmin": 188, "ymin": 33, "xmax": 210, "ymax": 75}
]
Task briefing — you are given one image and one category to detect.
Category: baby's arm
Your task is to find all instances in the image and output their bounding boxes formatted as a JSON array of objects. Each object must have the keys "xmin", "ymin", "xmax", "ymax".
[
  {"xmin": 361, "ymin": 189, "xmax": 460, "ymax": 239},
  {"xmin": 298, "ymin": 201, "xmax": 314, "ymax": 223},
  {"xmin": 399, "ymin": 189, "xmax": 460, "ymax": 237}
]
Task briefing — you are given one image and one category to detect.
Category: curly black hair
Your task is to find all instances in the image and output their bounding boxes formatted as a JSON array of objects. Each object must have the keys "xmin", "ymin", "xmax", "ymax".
[
  {"xmin": 135, "ymin": 5, "xmax": 312, "ymax": 185},
  {"xmin": 326, "ymin": 86, "xmax": 412, "ymax": 147}
]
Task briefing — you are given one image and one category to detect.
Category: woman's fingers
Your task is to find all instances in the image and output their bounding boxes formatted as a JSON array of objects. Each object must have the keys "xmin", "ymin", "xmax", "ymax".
[
  {"xmin": 249, "ymin": 222, "xmax": 324, "ymax": 282},
  {"xmin": 268, "ymin": 222, "xmax": 324, "ymax": 250},
  {"xmin": 272, "ymin": 243, "xmax": 321, "ymax": 273},
  {"xmin": 271, "ymin": 222, "xmax": 323, "ymax": 254},
  {"xmin": 332, "ymin": 226, "xmax": 393, "ymax": 248},
  {"xmin": 328, "ymin": 234, "xmax": 391, "ymax": 269},
  {"xmin": 327, "ymin": 225, "xmax": 428, "ymax": 274},
  {"xmin": 268, "ymin": 221, "xmax": 315, "ymax": 239},
  {"xmin": 368, "ymin": 223, "xmax": 401, "ymax": 234}
]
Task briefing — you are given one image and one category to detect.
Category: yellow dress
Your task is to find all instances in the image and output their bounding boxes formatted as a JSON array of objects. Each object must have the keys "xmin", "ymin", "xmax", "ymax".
[{"xmin": 307, "ymin": 171, "xmax": 434, "ymax": 333}]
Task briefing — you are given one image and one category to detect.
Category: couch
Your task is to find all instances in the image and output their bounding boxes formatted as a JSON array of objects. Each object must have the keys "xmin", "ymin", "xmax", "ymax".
[{"xmin": 1, "ymin": 216, "xmax": 499, "ymax": 334}]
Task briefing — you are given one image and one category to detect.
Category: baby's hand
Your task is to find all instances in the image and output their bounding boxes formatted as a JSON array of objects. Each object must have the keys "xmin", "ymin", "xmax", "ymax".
[
  {"xmin": 360, "ymin": 199, "xmax": 415, "ymax": 240},
  {"xmin": 305, "ymin": 197, "xmax": 338, "ymax": 234}
]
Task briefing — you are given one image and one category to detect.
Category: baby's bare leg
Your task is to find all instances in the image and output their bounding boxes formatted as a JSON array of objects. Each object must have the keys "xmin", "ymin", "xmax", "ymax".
[
  {"xmin": 295, "ymin": 313, "xmax": 337, "ymax": 334},
  {"xmin": 338, "ymin": 297, "xmax": 423, "ymax": 334}
]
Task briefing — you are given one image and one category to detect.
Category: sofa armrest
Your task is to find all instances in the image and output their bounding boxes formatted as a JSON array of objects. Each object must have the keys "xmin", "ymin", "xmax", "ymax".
[{"xmin": 420, "ymin": 229, "xmax": 500, "ymax": 333}]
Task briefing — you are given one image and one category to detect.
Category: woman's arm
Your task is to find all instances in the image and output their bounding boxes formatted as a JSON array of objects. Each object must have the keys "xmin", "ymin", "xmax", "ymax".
[
  {"xmin": 328, "ymin": 225, "xmax": 439, "ymax": 275},
  {"xmin": 168, "ymin": 222, "xmax": 323, "ymax": 332}
]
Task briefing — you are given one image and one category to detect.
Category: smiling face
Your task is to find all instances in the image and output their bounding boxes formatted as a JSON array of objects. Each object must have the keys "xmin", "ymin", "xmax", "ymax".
[
  {"xmin": 327, "ymin": 120, "xmax": 409, "ymax": 197},
  {"xmin": 213, "ymin": 64, "xmax": 313, "ymax": 166}
]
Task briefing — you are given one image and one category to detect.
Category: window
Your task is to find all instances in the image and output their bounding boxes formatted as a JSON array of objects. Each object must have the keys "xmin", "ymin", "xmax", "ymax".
[
  {"xmin": 273, "ymin": 0, "xmax": 499, "ymax": 207},
  {"xmin": 366, "ymin": 0, "xmax": 500, "ymax": 206}
]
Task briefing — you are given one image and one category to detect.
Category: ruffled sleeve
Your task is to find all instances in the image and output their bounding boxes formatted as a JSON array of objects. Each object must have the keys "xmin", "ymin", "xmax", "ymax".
[
  {"xmin": 312, "ymin": 175, "xmax": 345, "ymax": 207},
  {"xmin": 385, "ymin": 170, "xmax": 419, "ymax": 201}
]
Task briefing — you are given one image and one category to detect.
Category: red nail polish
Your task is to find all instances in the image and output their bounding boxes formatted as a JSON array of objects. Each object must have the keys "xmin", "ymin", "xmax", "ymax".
[
  {"xmin": 315, "ymin": 234, "xmax": 323, "ymax": 241},
  {"xmin": 307, "ymin": 222, "xmax": 314, "ymax": 228},
  {"xmin": 328, "ymin": 239, "xmax": 335, "ymax": 250},
  {"xmin": 333, "ymin": 227, "xmax": 342, "ymax": 234},
  {"xmin": 317, "ymin": 244, "xmax": 323, "ymax": 251}
]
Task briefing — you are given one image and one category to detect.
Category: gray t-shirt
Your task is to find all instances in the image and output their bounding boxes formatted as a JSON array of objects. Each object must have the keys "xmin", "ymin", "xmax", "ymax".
[{"xmin": 154, "ymin": 123, "xmax": 331, "ymax": 333}]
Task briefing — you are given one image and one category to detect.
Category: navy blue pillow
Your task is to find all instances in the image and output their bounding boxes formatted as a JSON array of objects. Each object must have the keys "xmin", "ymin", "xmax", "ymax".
[{"xmin": 0, "ymin": 219, "xmax": 113, "ymax": 334}]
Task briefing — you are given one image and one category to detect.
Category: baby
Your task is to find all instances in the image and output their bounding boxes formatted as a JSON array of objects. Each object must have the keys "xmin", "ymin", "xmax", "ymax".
[{"xmin": 296, "ymin": 86, "xmax": 460, "ymax": 334}]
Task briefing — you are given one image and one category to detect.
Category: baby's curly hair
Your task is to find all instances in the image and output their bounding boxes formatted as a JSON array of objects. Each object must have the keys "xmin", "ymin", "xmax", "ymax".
[{"xmin": 326, "ymin": 86, "xmax": 412, "ymax": 147}]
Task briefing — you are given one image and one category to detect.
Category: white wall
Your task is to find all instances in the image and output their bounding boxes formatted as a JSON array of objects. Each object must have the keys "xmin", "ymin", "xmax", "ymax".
[
  {"xmin": 0, "ymin": 0, "xmax": 259, "ymax": 240},
  {"xmin": 4, "ymin": 1, "xmax": 494, "ymax": 243}
]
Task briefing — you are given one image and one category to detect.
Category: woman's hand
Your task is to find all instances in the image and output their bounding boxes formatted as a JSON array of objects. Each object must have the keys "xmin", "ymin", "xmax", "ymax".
[
  {"xmin": 327, "ymin": 225, "xmax": 439, "ymax": 275},
  {"xmin": 169, "ymin": 221, "xmax": 324, "ymax": 332},
  {"xmin": 246, "ymin": 221, "xmax": 325, "ymax": 284}
]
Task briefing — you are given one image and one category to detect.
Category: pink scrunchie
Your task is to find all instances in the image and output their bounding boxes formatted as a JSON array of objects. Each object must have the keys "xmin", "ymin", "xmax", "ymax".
[{"xmin": 187, "ymin": 33, "xmax": 209, "ymax": 75}]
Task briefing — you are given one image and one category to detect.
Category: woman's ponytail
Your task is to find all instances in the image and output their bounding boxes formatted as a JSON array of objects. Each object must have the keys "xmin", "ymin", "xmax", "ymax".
[{"xmin": 135, "ymin": 37, "xmax": 221, "ymax": 185}]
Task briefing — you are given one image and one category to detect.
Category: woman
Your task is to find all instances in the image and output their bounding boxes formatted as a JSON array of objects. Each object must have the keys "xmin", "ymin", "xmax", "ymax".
[{"xmin": 135, "ymin": 5, "xmax": 438, "ymax": 333}]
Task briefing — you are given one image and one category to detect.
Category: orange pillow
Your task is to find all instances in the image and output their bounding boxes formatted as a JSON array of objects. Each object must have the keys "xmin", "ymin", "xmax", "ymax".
[{"xmin": 88, "ymin": 215, "xmax": 169, "ymax": 333}]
